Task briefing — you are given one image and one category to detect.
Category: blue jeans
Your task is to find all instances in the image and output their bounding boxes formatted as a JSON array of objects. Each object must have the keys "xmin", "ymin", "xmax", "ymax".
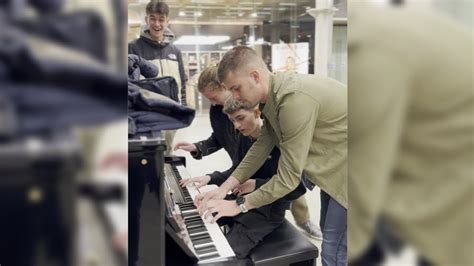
[{"xmin": 320, "ymin": 190, "xmax": 347, "ymax": 266}]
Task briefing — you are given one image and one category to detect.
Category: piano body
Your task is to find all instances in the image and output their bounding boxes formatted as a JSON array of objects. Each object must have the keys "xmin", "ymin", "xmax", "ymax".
[{"xmin": 129, "ymin": 132, "xmax": 240, "ymax": 266}]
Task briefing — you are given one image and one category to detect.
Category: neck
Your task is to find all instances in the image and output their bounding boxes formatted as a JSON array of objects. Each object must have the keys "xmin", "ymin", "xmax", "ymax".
[
  {"xmin": 260, "ymin": 70, "xmax": 271, "ymax": 103},
  {"xmin": 249, "ymin": 119, "xmax": 263, "ymax": 139},
  {"xmin": 152, "ymin": 35, "xmax": 164, "ymax": 42}
]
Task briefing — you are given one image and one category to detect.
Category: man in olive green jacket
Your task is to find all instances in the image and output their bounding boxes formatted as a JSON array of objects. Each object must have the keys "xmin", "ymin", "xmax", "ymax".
[{"xmin": 196, "ymin": 46, "xmax": 347, "ymax": 265}]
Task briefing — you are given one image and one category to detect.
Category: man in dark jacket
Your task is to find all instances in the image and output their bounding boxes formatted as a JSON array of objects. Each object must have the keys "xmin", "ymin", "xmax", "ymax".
[{"xmin": 128, "ymin": 1, "xmax": 186, "ymax": 106}]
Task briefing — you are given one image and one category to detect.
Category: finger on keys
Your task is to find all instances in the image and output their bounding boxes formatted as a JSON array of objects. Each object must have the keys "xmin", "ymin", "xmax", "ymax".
[{"xmin": 180, "ymin": 178, "xmax": 192, "ymax": 187}]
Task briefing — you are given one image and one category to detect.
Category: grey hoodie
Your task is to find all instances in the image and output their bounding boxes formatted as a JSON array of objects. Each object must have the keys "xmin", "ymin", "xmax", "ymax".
[{"xmin": 128, "ymin": 27, "xmax": 187, "ymax": 105}]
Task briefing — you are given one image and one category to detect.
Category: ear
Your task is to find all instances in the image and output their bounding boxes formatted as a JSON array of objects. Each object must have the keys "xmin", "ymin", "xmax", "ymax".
[
  {"xmin": 255, "ymin": 108, "xmax": 261, "ymax": 118},
  {"xmin": 250, "ymin": 70, "xmax": 260, "ymax": 83}
]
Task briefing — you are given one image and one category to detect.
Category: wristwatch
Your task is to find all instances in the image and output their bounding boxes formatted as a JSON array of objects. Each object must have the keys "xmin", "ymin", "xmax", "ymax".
[{"xmin": 236, "ymin": 196, "xmax": 249, "ymax": 213}]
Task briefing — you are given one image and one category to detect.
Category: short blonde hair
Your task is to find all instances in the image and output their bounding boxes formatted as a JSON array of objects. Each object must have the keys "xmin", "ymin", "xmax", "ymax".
[{"xmin": 197, "ymin": 65, "xmax": 221, "ymax": 93}]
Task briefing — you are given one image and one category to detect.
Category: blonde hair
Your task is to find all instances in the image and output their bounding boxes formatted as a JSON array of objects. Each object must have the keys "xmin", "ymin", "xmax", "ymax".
[{"xmin": 197, "ymin": 65, "xmax": 221, "ymax": 93}]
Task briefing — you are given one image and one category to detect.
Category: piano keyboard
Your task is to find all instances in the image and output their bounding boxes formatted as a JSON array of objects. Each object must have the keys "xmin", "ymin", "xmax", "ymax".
[{"xmin": 164, "ymin": 163, "xmax": 235, "ymax": 263}]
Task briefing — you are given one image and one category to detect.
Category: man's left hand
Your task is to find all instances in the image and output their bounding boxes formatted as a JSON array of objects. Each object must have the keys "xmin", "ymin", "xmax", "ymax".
[{"xmin": 204, "ymin": 199, "xmax": 241, "ymax": 223}]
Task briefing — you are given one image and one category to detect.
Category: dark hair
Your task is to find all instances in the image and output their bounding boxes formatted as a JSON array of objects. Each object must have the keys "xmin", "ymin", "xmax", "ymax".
[
  {"xmin": 146, "ymin": 1, "xmax": 170, "ymax": 16},
  {"xmin": 217, "ymin": 46, "xmax": 263, "ymax": 83},
  {"xmin": 223, "ymin": 97, "xmax": 249, "ymax": 115}
]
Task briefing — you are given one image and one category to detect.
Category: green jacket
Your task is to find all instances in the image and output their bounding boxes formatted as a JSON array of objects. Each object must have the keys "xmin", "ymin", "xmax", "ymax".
[{"xmin": 232, "ymin": 72, "xmax": 347, "ymax": 209}]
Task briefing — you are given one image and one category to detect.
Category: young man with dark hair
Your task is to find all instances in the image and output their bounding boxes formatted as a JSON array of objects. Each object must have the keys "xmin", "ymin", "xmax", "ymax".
[{"xmin": 128, "ymin": 2, "xmax": 186, "ymax": 106}]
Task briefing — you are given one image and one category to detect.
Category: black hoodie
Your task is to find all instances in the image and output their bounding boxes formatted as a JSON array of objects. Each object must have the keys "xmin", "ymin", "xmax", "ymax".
[{"xmin": 128, "ymin": 28, "xmax": 187, "ymax": 105}]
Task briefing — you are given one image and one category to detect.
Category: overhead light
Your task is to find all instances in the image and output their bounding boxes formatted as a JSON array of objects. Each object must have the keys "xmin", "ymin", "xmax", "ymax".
[
  {"xmin": 239, "ymin": 2, "xmax": 263, "ymax": 5},
  {"xmin": 179, "ymin": 11, "xmax": 186, "ymax": 16},
  {"xmin": 238, "ymin": 12, "xmax": 244, "ymax": 17},
  {"xmin": 279, "ymin": 2, "xmax": 297, "ymax": 6},
  {"xmin": 175, "ymin": 35, "xmax": 230, "ymax": 45},
  {"xmin": 250, "ymin": 12, "xmax": 258, "ymax": 17},
  {"xmin": 195, "ymin": 11, "xmax": 202, "ymax": 17}
]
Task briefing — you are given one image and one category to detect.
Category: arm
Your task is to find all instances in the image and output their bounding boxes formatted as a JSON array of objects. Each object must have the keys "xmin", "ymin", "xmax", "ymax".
[
  {"xmin": 244, "ymin": 92, "xmax": 320, "ymax": 210},
  {"xmin": 207, "ymin": 165, "xmax": 236, "ymax": 186},
  {"xmin": 230, "ymin": 120, "xmax": 276, "ymax": 185},
  {"xmin": 177, "ymin": 50, "xmax": 187, "ymax": 106},
  {"xmin": 192, "ymin": 132, "xmax": 222, "ymax": 159}
]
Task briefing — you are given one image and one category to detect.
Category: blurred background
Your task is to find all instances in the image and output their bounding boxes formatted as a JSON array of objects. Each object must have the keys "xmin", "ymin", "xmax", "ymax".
[{"xmin": 0, "ymin": 0, "xmax": 128, "ymax": 265}]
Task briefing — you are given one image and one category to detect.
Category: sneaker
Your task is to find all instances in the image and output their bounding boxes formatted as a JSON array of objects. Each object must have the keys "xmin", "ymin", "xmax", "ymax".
[{"xmin": 297, "ymin": 221, "xmax": 323, "ymax": 240}]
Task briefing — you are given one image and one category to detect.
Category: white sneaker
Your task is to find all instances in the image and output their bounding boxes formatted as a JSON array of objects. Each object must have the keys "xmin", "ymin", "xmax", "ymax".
[{"xmin": 297, "ymin": 221, "xmax": 323, "ymax": 240}]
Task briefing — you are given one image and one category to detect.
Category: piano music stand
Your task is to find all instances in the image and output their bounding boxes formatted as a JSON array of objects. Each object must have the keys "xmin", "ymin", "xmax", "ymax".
[{"xmin": 128, "ymin": 131, "xmax": 166, "ymax": 266}]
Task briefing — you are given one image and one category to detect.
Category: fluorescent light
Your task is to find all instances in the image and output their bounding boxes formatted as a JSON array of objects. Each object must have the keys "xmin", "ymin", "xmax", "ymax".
[
  {"xmin": 179, "ymin": 11, "xmax": 186, "ymax": 16},
  {"xmin": 279, "ymin": 2, "xmax": 297, "ymax": 6},
  {"xmin": 175, "ymin": 35, "xmax": 230, "ymax": 45},
  {"xmin": 250, "ymin": 12, "xmax": 258, "ymax": 17},
  {"xmin": 195, "ymin": 11, "xmax": 202, "ymax": 17}
]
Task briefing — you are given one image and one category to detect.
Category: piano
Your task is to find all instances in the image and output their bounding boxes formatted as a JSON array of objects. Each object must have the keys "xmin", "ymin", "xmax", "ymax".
[
  {"xmin": 129, "ymin": 131, "xmax": 237, "ymax": 265},
  {"xmin": 163, "ymin": 160, "xmax": 236, "ymax": 264}
]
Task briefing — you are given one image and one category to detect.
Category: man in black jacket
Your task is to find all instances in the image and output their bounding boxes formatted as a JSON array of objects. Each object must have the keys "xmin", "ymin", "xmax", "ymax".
[{"xmin": 128, "ymin": 2, "xmax": 186, "ymax": 105}]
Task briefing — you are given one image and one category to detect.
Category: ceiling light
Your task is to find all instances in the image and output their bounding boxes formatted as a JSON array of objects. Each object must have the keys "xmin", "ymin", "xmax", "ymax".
[
  {"xmin": 175, "ymin": 35, "xmax": 230, "ymax": 45},
  {"xmin": 195, "ymin": 11, "xmax": 203, "ymax": 17},
  {"xmin": 250, "ymin": 12, "xmax": 258, "ymax": 17},
  {"xmin": 179, "ymin": 11, "xmax": 186, "ymax": 16},
  {"xmin": 279, "ymin": 2, "xmax": 297, "ymax": 6}
]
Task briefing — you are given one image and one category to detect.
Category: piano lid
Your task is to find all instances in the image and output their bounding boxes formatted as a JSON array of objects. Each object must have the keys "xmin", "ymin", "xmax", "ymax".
[{"xmin": 128, "ymin": 130, "xmax": 166, "ymax": 153}]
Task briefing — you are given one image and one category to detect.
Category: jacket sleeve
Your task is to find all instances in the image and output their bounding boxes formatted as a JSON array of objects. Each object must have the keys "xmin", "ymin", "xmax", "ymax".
[
  {"xmin": 245, "ymin": 92, "xmax": 320, "ymax": 209},
  {"xmin": 208, "ymin": 165, "xmax": 236, "ymax": 186},
  {"xmin": 192, "ymin": 132, "xmax": 222, "ymax": 159},
  {"xmin": 176, "ymin": 50, "xmax": 187, "ymax": 106},
  {"xmin": 128, "ymin": 42, "xmax": 138, "ymax": 55}
]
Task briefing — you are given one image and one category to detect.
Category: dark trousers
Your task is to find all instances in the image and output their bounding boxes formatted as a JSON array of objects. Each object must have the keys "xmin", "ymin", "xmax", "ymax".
[{"xmin": 218, "ymin": 195, "xmax": 288, "ymax": 259}]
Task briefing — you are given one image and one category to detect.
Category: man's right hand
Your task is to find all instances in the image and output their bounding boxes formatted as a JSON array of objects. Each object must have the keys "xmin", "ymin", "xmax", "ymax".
[
  {"xmin": 179, "ymin": 175, "xmax": 211, "ymax": 188},
  {"xmin": 174, "ymin": 141, "xmax": 197, "ymax": 152},
  {"xmin": 195, "ymin": 187, "xmax": 229, "ymax": 213}
]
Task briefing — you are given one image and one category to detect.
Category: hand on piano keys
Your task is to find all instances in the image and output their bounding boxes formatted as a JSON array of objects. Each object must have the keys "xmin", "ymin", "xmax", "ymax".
[
  {"xmin": 195, "ymin": 186, "xmax": 229, "ymax": 211},
  {"xmin": 201, "ymin": 199, "xmax": 241, "ymax": 223},
  {"xmin": 179, "ymin": 175, "xmax": 211, "ymax": 188}
]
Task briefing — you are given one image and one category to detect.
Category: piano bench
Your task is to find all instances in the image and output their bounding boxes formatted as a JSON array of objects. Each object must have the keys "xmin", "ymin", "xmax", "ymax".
[{"xmin": 249, "ymin": 220, "xmax": 319, "ymax": 266}]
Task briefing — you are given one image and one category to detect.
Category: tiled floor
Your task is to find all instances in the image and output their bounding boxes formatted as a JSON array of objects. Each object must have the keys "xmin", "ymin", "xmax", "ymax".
[{"xmin": 173, "ymin": 111, "xmax": 323, "ymax": 266}]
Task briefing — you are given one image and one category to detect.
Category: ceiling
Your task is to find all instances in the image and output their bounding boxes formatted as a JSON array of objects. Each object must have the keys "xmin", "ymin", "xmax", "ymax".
[{"xmin": 128, "ymin": 0, "xmax": 347, "ymax": 26}]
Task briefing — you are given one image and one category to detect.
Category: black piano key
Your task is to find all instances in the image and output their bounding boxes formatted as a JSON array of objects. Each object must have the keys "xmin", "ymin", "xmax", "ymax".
[
  {"xmin": 195, "ymin": 245, "xmax": 218, "ymax": 255},
  {"xmin": 187, "ymin": 226, "xmax": 207, "ymax": 235},
  {"xmin": 198, "ymin": 252, "xmax": 220, "ymax": 261},
  {"xmin": 194, "ymin": 245, "xmax": 217, "ymax": 257},
  {"xmin": 186, "ymin": 222, "xmax": 204, "ymax": 229},
  {"xmin": 192, "ymin": 238, "xmax": 213, "ymax": 247},
  {"xmin": 189, "ymin": 230, "xmax": 208, "ymax": 237}
]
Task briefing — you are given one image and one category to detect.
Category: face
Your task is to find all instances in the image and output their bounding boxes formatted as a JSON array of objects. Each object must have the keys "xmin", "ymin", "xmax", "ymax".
[
  {"xmin": 202, "ymin": 87, "xmax": 231, "ymax": 106},
  {"xmin": 228, "ymin": 109, "xmax": 260, "ymax": 136},
  {"xmin": 223, "ymin": 70, "xmax": 262, "ymax": 109},
  {"xmin": 145, "ymin": 13, "xmax": 169, "ymax": 41}
]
